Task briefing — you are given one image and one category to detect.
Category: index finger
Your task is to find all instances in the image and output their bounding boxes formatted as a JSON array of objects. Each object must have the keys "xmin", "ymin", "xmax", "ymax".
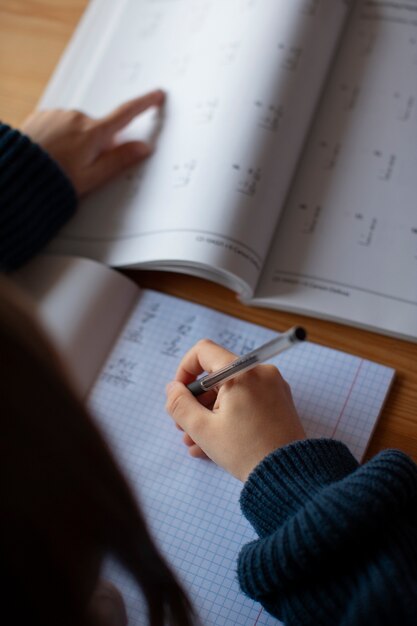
[
  {"xmin": 175, "ymin": 339, "xmax": 237, "ymax": 385},
  {"xmin": 97, "ymin": 89, "xmax": 165, "ymax": 136}
]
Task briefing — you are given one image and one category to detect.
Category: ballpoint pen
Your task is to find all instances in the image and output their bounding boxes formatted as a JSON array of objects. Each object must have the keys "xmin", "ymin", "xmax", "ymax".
[{"xmin": 187, "ymin": 326, "xmax": 306, "ymax": 396}]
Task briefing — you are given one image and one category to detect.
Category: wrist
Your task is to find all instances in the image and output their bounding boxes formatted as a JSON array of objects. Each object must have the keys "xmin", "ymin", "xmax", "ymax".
[{"xmin": 240, "ymin": 439, "xmax": 358, "ymax": 536}]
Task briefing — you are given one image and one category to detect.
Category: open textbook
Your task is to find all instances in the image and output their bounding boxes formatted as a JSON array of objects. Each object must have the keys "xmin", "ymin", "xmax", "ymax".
[
  {"xmin": 39, "ymin": 0, "xmax": 417, "ymax": 341},
  {"xmin": 14, "ymin": 253, "xmax": 394, "ymax": 625}
]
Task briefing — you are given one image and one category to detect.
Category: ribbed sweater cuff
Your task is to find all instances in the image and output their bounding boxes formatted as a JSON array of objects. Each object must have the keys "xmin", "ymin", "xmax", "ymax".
[
  {"xmin": 240, "ymin": 439, "xmax": 358, "ymax": 537},
  {"xmin": 0, "ymin": 123, "xmax": 77, "ymax": 271},
  {"xmin": 238, "ymin": 440, "xmax": 417, "ymax": 611}
]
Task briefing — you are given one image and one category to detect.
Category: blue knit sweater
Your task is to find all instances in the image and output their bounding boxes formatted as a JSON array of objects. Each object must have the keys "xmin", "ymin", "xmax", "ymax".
[
  {"xmin": 0, "ymin": 122, "xmax": 76, "ymax": 271},
  {"xmin": 239, "ymin": 438, "xmax": 417, "ymax": 624}
]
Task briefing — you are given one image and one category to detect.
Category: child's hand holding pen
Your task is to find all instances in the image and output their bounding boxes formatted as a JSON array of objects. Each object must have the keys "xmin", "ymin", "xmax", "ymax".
[{"xmin": 165, "ymin": 334, "xmax": 306, "ymax": 482}]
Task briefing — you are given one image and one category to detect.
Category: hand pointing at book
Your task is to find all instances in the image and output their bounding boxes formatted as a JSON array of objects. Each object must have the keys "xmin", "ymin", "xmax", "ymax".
[
  {"xmin": 21, "ymin": 89, "xmax": 165, "ymax": 196},
  {"xmin": 165, "ymin": 339, "xmax": 305, "ymax": 482},
  {"xmin": 0, "ymin": 90, "xmax": 165, "ymax": 270}
]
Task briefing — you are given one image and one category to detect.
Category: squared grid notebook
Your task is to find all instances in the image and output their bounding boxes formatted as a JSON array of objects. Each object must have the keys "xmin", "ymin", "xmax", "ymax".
[{"xmin": 89, "ymin": 289, "xmax": 394, "ymax": 625}]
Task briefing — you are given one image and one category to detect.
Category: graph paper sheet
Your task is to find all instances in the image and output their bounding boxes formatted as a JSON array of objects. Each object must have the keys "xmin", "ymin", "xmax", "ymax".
[{"xmin": 89, "ymin": 289, "xmax": 394, "ymax": 625}]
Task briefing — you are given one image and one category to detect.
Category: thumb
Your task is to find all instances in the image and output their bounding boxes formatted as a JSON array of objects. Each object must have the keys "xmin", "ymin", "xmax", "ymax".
[
  {"xmin": 165, "ymin": 381, "xmax": 207, "ymax": 438},
  {"xmin": 82, "ymin": 141, "xmax": 151, "ymax": 194}
]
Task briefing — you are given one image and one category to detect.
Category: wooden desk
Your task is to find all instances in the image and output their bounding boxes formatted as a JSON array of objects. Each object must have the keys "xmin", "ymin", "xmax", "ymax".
[{"xmin": 1, "ymin": 0, "xmax": 416, "ymax": 462}]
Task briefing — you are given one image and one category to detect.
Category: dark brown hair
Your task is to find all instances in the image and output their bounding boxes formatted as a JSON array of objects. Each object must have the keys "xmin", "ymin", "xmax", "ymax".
[{"xmin": 0, "ymin": 276, "xmax": 196, "ymax": 626}]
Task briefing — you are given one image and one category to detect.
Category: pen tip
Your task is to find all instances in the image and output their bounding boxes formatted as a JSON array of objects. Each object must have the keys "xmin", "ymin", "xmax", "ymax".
[{"xmin": 294, "ymin": 326, "xmax": 307, "ymax": 342}]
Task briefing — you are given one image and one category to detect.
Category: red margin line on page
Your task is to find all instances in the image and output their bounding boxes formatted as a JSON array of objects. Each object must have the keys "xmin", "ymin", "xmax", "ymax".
[
  {"xmin": 331, "ymin": 359, "xmax": 364, "ymax": 438},
  {"xmin": 253, "ymin": 607, "xmax": 263, "ymax": 625}
]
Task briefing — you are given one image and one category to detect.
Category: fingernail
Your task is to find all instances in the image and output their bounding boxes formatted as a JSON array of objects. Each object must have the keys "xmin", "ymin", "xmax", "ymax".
[{"xmin": 155, "ymin": 89, "xmax": 166, "ymax": 101}]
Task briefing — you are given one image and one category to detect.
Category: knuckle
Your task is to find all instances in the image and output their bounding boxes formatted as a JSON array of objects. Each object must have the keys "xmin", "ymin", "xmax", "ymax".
[
  {"xmin": 67, "ymin": 109, "xmax": 91, "ymax": 131},
  {"xmin": 263, "ymin": 364, "xmax": 280, "ymax": 378},
  {"xmin": 196, "ymin": 338, "xmax": 214, "ymax": 350},
  {"xmin": 256, "ymin": 364, "xmax": 283, "ymax": 385},
  {"xmin": 68, "ymin": 109, "xmax": 85, "ymax": 124}
]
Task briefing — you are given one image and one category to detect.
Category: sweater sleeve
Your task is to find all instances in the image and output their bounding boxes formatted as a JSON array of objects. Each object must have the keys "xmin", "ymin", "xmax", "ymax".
[
  {"xmin": 238, "ymin": 439, "xmax": 417, "ymax": 626},
  {"xmin": 0, "ymin": 122, "xmax": 77, "ymax": 271}
]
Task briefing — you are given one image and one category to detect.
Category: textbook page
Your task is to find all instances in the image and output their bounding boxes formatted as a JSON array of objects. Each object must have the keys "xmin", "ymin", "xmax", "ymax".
[
  {"xmin": 41, "ymin": 0, "xmax": 349, "ymax": 295},
  {"xmin": 252, "ymin": 0, "xmax": 417, "ymax": 341},
  {"xmin": 89, "ymin": 289, "xmax": 394, "ymax": 626},
  {"xmin": 12, "ymin": 255, "xmax": 139, "ymax": 395}
]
